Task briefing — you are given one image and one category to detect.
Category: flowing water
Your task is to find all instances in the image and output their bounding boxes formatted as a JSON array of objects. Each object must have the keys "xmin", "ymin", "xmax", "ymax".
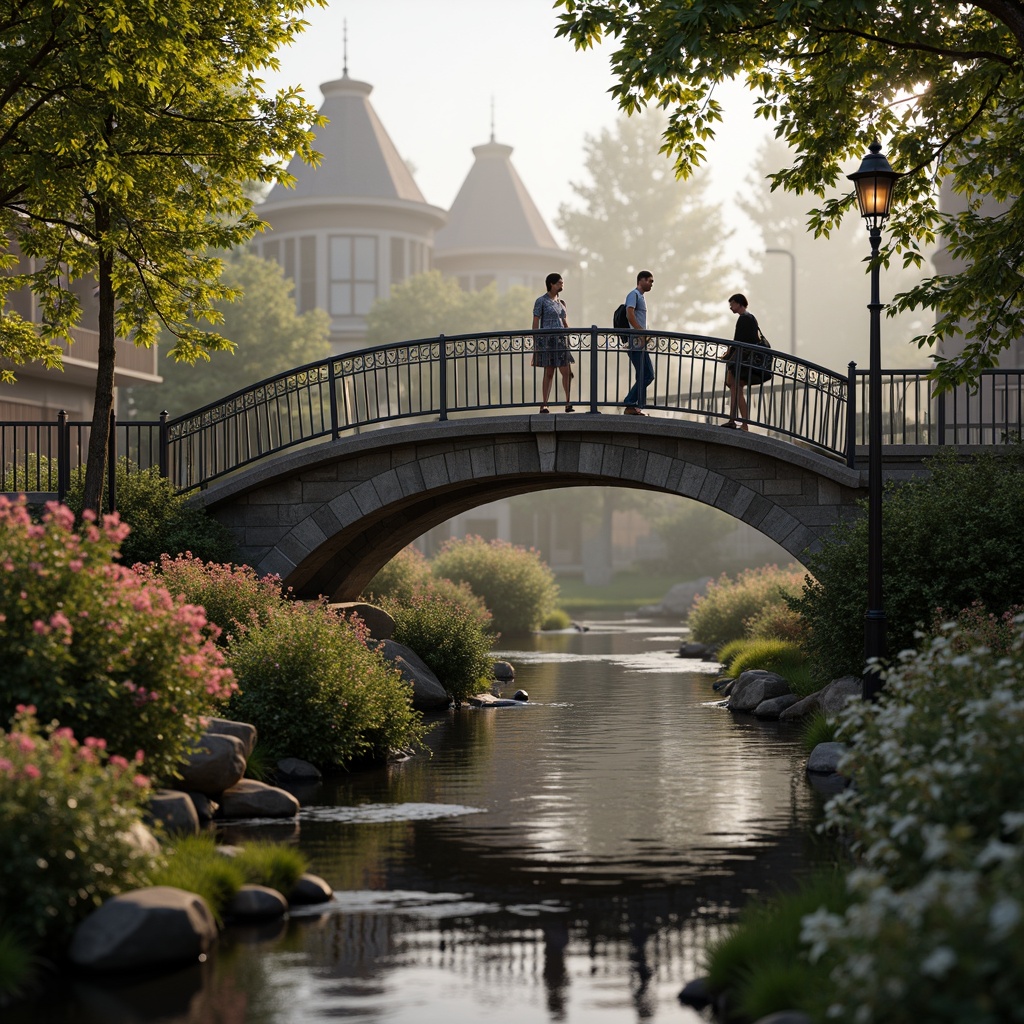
[{"xmin": 21, "ymin": 618, "xmax": 827, "ymax": 1024}]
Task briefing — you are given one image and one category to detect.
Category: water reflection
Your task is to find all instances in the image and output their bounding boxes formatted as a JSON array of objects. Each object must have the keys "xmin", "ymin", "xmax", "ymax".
[{"xmin": 18, "ymin": 618, "xmax": 825, "ymax": 1024}]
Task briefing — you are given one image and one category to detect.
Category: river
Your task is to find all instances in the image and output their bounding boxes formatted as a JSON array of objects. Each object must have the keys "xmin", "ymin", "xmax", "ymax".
[{"xmin": 20, "ymin": 617, "xmax": 825, "ymax": 1024}]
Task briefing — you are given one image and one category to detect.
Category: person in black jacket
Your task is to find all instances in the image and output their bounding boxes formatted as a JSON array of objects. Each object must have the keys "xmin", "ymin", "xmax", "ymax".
[{"xmin": 721, "ymin": 293, "xmax": 759, "ymax": 430}]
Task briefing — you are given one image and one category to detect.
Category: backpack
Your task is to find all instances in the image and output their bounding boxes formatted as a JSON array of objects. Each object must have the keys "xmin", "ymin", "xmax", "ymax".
[
  {"xmin": 747, "ymin": 326, "xmax": 774, "ymax": 384},
  {"xmin": 612, "ymin": 303, "xmax": 629, "ymax": 330}
]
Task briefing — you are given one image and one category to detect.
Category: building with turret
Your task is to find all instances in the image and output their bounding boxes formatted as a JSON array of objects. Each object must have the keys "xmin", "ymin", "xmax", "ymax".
[{"xmin": 255, "ymin": 69, "xmax": 572, "ymax": 353}]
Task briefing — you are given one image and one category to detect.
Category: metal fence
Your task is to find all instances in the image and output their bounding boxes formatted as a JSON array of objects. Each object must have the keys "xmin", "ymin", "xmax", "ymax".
[{"xmin": 4, "ymin": 330, "xmax": 1022, "ymax": 504}]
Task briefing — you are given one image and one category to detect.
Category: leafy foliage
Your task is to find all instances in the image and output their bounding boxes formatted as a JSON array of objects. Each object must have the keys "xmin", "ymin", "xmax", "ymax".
[
  {"xmin": 225, "ymin": 601, "xmax": 425, "ymax": 768},
  {"xmin": 431, "ymin": 535, "xmax": 558, "ymax": 635},
  {"xmin": 791, "ymin": 447, "xmax": 1024, "ymax": 681},
  {"xmin": 0, "ymin": 708, "xmax": 157, "ymax": 947},
  {"xmin": 128, "ymin": 252, "xmax": 331, "ymax": 419},
  {"xmin": 0, "ymin": 498, "xmax": 235, "ymax": 784},
  {"xmin": 383, "ymin": 592, "xmax": 497, "ymax": 704},
  {"xmin": 725, "ymin": 637, "xmax": 815, "ymax": 697},
  {"xmin": 363, "ymin": 545, "xmax": 490, "ymax": 623},
  {"xmin": 802, "ymin": 615, "xmax": 1024, "ymax": 1023},
  {"xmin": 556, "ymin": 111, "xmax": 733, "ymax": 334},
  {"xmin": 686, "ymin": 564, "xmax": 806, "ymax": 647},
  {"xmin": 554, "ymin": 0, "xmax": 1024, "ymax": 385},
  {"xmin": 0, "ymin": 0, "xmax": 324, "ymax": 507},
  {"xmin": 64, "ymin": 461, "xmax": 236, "ymax": 566},
  {"xmin": 703, "ymin": 870, "xmax": 850, "ymax": 1020},
  {"xmin": 366, "ymin": 272, "xmax": 534, "ymax": 344}
]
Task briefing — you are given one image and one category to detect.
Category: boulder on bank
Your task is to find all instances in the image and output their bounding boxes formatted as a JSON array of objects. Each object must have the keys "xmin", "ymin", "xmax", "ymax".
[
  {"xmin": 377, "ymin": 639, "xmax": 450, "ymax": 710},
  {"xmin": 69, "ymin": 886, "xmax": 216, "ymax": 971},
  {"xmin": 289, "ymin": 873, "xmax": 334, "ymax": 905},
  {"xmin": 728, "ymin": 670, "xmax": 792, "ymax": 712},
  {"xmin": 218, "ymin": 779, "xmax": 300, "ymax": 819},
  {"xmin": 276, "ymin": 757, "xmax": 322, "ymax": 780},
  {"xmin": 201, "ymin": 717, "xmax": 257, "ymax": 759},
  {"xmin": 753, "ymin": 693, "xmax": 801, "ymax": 719},
  {"xmin": 466, "ymin": 693, "xmax": 522, "ymax": 707},
  {"xmin": 148, "ymin": 789, "xmax": 200, "ymax": 837},
  {"xmin": 178, "ymin": 732, "xmax": 247, "ymax": 795},
  {"xmin": 329, "ymin": 601, "xmax": 395, "ymax": 640},
  {"xmin": 226, "ymin": 884, "xmax": 289, "ymax": 922},
  {"xmin": 779, "ymin": 675, "xmax": 862, "ymax": 722},
  {"xmin": 807, "ymin": 741, "xmax": 847, "ymax": 775}
]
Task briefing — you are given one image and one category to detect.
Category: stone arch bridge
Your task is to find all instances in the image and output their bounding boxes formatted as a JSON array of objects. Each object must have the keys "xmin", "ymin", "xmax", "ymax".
[{"xmin": 202, "ymin": 415, "xmax": 939, "ymax": 601}]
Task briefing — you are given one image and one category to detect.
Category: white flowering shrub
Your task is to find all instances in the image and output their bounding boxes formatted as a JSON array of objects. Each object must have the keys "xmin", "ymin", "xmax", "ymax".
[{"xmin": 802, "ymin": 617, "xmax": 1024, "ymax": 1023}]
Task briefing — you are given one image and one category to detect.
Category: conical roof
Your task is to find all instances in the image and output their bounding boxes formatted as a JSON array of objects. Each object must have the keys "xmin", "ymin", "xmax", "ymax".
[
  {"xmin": 264, "ymin": 75, "xmax": 427, "ymax": 205},
  {"xmin": 434, "ymin": 140, "xmax": 562, "ymax": 254}
]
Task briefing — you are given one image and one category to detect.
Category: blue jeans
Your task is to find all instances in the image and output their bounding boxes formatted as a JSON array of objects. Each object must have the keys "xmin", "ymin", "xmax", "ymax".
[{"xmin": 624, "ymin": 346, "xmax": 654, "ymax": 408}]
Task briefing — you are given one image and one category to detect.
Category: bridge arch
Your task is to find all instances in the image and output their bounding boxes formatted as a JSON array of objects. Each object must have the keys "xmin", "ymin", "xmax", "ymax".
[{"xmin": 200, "ymin": 416, "xmax": 867, "ymax": 601}]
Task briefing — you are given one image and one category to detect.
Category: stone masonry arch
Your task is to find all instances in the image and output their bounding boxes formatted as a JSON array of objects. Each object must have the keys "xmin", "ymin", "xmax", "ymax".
[{"xmin": 198, "ymin": 415, "xmax": 880, "ymax": 601}]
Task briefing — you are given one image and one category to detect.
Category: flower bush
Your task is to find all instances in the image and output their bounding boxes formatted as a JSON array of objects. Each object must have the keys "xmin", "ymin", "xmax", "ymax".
[
  {"xmin": 363, "ymin": 545, "xmax": 435, "ymax": 604},
  {"xmin": 0, "ymin": 707, "xmax": 157, "ymax": 946},
  {"xmin": 686, "ymin": 564, "xmax": 806, "ymax": 647},
  {"xmin": 137, "ymin": 554, "xmax": 287, "ymax": 641},
  {"xmin": 382, "ymin": 589, "xmax": 497, "ymax": 704},
  {"xmin": 927, "ymin": 598, "xmax": 1024, "ymax": 656},
  {"xmin": 431, "ymin": 535, "xmax": 558, "ymax": 635},
  {"xmin": 225, "ymin": 601, "xmax": 425, "ymax": 768},
  {"xmin": 0, "ymin": 498, "xmax": 235, "ymax": 783},
  {"xmin": 799, "ymin": 614, "xmax": 1024, "ymax": 1023}
]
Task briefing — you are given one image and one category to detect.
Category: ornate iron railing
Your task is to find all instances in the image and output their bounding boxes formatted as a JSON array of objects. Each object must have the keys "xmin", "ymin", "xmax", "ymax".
[{"xmin": 3, "ymin": 328, "xmax": 1022, "ymax": 504}]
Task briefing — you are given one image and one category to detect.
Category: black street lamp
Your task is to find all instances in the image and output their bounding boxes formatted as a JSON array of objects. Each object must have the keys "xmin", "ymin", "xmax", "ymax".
[{"xmin": 847, "ymin": 141, "xmax": 902, "ymax": 701}]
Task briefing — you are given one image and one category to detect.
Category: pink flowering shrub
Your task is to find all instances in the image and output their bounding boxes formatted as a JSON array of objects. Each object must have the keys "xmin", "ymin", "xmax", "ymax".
[
  {"xmin": 0, "ymin": 707, "xmax": 158, "ymax": 946},
  {"xmin": 928, "ymin": 598, "xmax": 1024, "ymax": 655},
  {"xmin": 225, "ymin": 600, "xmax": 426, "ymax": 768},
  {"xmin": 135, "ymin": 553, "xmax": 287, "ymax": 641},
  {"xmin": 0, "ymin": 497, "xmax": 235, "ymax": 784}
]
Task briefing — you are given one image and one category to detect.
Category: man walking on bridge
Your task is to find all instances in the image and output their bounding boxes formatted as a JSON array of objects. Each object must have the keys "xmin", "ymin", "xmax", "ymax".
[{"xmin": 623, "ymin": 271, "xmax": 655, "ymax": 415}]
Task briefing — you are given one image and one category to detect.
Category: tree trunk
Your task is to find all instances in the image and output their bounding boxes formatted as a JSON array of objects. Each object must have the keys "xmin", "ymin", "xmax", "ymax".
[{"xmin": 82, "ymin": 201, "xmax": 115, "ymax": 513}]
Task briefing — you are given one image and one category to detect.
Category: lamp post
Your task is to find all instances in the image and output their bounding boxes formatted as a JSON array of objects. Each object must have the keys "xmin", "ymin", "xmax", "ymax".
[
  {"xmin": 847, "ymin": 141, "xmax": 902, "ymax": 701},
  {"xmin": 766, "ymin": 247, "xmax": 796, "ymax": 355}
]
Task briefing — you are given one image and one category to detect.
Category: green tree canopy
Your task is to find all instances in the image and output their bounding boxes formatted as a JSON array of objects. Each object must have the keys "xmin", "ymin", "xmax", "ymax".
[
  {"xmin": 365, "ymin": 272, "xmax": 534, "ymax": 345},
  {"xmin": 129, "ymin": 252, "xmax": 330, "ymax": 419},
  {"xmin": 557, "ymin": 112, "xmax": 734, "ymax": 334},
  {"xmin": 0, "ymin": 0, "xmax": 323, "ymax": 508},
  {"xmin": 555, "ymin": 1, "xmax": 1024, "ymax": 385}
]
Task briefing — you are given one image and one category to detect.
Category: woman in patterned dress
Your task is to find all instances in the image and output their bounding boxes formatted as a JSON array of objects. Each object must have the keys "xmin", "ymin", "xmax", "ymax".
[{"xmin": 532, "ymin": 272, "xmax": 575, "ymax": 413}]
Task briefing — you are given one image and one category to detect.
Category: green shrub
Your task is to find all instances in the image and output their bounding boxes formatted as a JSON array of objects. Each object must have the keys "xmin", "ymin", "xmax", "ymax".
[
  {"xmin": 0, "ymin": 708, "xmax": 158, "ymax": 946},
  {"xmin": 153, "ymin": 836, "xmax": 308, "ymax": 923},
  {"xmin": 137, "ymin": 554, "xmax": 287, "ymax": 641},
  {"xmin": 383, "ymin": 590, "xmax": 496, "ymax": 704},
  {"xmin": 431, "ymin": 535, "xmax": 558, "ymax": 634},
  {"xmin": 791, "ymin": 446, "xmax": 1024, "ymax": 681},
  {"xmin": 714, "ymin": 637, "xmax": 749, "ymax": 668},
  {"xmin": 704, "ymin": 870, "xmax": 849, "ymax": 1019},
  {"xmin": 0, "ymin": 922, "xmax": 36, "ymax": 1004},
  {"xmin": 541, "ymin": 608, "xmax": 572, "ymax": 630},
  {"xmin": 65, "ymin": 460, "xmax": 235, "ymax": 566},
  {"xmin": 687, "ymin": 565, "xmax": 806, "ymax": 647},
  {"xmin": 727, "ymin": 638, "xmax": 816, "ymax": 697},
  {"xmin": 363, "ymin": 546, "xmax": 435, "ymax": 604},
  {"xmin": 804, "ymin": 614, "xmax": 1024, "ymax": 1023},
  {"xmin": 801, "ymin": 710, "xmax": 838, "ymax": 753},
  {"xmin": 233, "ymin": 841, "xmax": 307, "ymax": 895},
  {"xmin": 0, "ymin": 497, "xmax": 236, "ymax": 784},
  {"xmin": 153, "ymin": 834, "xmax": 243, "ymax": 925},
  {"xmin": 225, "ymin": 601, "xmax": 425, "ymax": 768},
  {"xmin": 745, "ymin": 600, "xmax": 809, "ymax": 644}
]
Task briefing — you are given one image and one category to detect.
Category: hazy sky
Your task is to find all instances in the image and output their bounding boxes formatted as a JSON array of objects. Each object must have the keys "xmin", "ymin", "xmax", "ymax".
[{"xmin": 262, "ymin": 0, "xmax": 771, "ymax": 246}]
